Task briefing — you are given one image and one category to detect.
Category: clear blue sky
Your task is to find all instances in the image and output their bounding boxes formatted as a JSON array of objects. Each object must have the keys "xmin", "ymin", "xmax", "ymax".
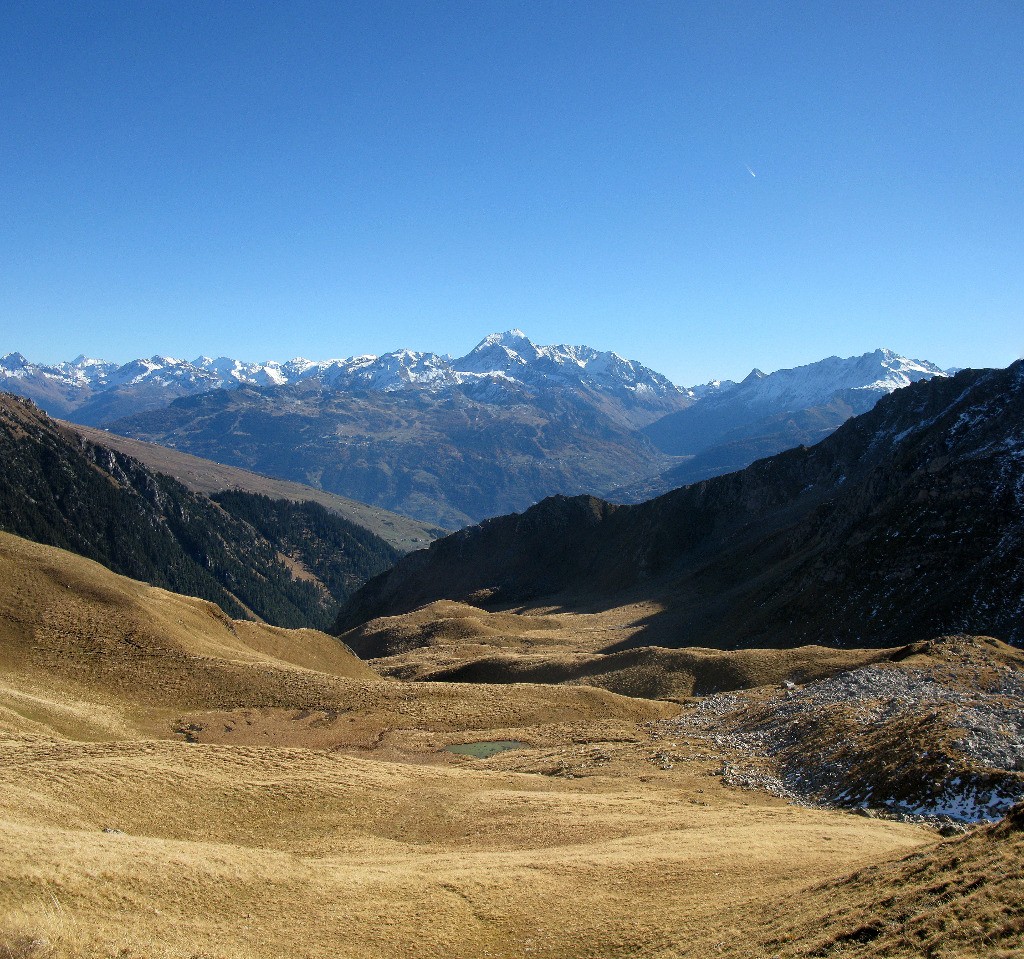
[{"xmin": 1, "ymin": 0, "xmax": 1021, "ymax": 384}]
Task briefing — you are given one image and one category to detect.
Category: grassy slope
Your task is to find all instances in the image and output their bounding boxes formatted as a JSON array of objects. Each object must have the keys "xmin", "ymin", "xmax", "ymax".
[
  {"xmin": 343, "ymin": 599, "xmax": 897, "ymax": 700},
  {"xmin": 0, "ymin": 532, "xmax": 956, "ymax": 959},
  {"xmin": 736, "ymin": 807, "xmax": 1024, "ymax": 959}
]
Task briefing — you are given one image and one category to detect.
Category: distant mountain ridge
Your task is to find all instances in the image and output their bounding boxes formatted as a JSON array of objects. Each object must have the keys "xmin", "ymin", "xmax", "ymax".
[
  {"xmin": 0, "ymin": 330, "xmax": 693, "ymax": 428},
  {"xmin": 715, "ymin": 348, "xmax": 943, "ymax": 417},
  {"xmin": 335, "ymin": 361, "xmax": 1024, "ymax": 651},
  {"xmin": 0, "ymin": 338, "xmax": 947, "ymax": 420},
  {"xmin": 106, "ymin": 378, "xmax": 676, "ymax": 528}
]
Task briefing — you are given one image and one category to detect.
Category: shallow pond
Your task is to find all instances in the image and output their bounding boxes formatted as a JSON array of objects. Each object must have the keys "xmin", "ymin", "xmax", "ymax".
[{"xmin": 445, "ymin": 740, "xmax": 527, "ymax": 759}]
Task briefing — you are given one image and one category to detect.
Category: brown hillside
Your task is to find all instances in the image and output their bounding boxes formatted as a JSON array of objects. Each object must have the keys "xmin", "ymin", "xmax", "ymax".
[
  {"xmin": 0, "ymin": 531, "xmax": 666, "ymax": 747},
  {"xmin": 1, "ymin": 532, "xmax": 1017, "ymax": 959}
]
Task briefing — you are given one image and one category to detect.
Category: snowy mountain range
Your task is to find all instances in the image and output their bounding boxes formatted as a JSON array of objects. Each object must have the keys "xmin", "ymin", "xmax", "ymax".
[
  {"xmin": 620, "ymin": 348, "xmax": 948, "ymax": 501},
  {"xmin": 0, "ymin": 329, "xmax": 686, "ymax": 397},
  {"xmin": 0, "ymin": 330, "xmax": 698, "ymax": 427},
  {"xmin": 0, "ymin": 333, "xmax": 946, "ymax": 425}
]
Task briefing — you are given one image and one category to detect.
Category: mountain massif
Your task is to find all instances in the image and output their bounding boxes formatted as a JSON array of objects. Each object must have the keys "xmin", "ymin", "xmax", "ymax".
[
  {"xmin": 103, "ymin": 376, "xmax": 675, "ymax": 528},
  {"xmin": 0, "ymin": 392, "xmax": 398, "ymax": 628},
  {"xmin": 336, "ymin": 361, "xmax": 1024, "ymax": 651},
  {"xmin": 1, "ymin": 335, "xmax": 947, "ymax": 525}
]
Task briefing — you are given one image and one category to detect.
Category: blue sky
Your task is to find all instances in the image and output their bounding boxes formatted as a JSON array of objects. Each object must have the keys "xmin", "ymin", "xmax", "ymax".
[{"xmin": 1, "ymin": 0, "xmax": 1021, "ymax": 384}]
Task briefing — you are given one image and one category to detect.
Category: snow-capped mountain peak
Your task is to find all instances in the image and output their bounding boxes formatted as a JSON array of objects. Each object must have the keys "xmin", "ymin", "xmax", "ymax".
[
  {"xmin": 70, "ymin": 354, "xmax": 107, "ymax": 367},
  {"xmin": 717, "ymin": 349, "xmax": 947, "ymax": 414},
  {"xmin": 1, "ymin": 352, "xmax": 29, "ymax": 371},
  {"xmin": 472, "ymin": 329, "xmax": 533, "ymax": 351},
  {"xmin": 452, "ymin": 333, "xmax": 686, "ymax": 404}
]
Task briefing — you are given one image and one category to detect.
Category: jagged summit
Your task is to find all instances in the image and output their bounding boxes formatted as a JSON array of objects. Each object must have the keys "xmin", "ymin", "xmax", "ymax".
[{"xmin": 472, "ymin": 329, "xmax": 532, "ymax": 351}]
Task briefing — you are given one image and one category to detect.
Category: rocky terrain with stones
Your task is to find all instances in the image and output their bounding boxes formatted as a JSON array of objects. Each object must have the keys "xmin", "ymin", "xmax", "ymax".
[{"xmin": 659, "ymin": 635, "xmax": 1024, "ymax": 827}]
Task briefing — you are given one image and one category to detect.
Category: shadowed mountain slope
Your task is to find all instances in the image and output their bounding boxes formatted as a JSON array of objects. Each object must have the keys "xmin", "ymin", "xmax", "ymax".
[
  {"xmin": 0, "ymin": 393, "xmax": 398, "ymax": 629},
  {"xmin": 68, "ymin": 423, "xmax": 445, "ymax": 551},
  {"xmin": 336, "ymin": 362, "xmax": 1024, "ymax": 651}
]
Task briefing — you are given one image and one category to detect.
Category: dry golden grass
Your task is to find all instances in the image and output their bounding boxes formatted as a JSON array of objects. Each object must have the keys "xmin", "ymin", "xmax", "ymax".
[
  {"xmin": 721, "ymin": 807, "xmax": 1024, "ymax": 959},
  {"xmin": 352, "ymin": 600, "xmax": 895, "ymax": 700},
  {"xmin": 0, "ymin": 532, "xmax": 1015, "ymax": 958}
]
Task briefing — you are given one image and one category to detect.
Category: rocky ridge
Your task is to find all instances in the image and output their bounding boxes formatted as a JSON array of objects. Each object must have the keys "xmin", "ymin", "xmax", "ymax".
[{"xmin": 660, "ymin": 636, "xmax": 1024, "ymax": 825}]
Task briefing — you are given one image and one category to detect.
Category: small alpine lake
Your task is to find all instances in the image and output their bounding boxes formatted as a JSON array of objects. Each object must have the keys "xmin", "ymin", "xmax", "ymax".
[{"xmin": 445, "ymin": 740, "xmax": 527, "ymax": 759}]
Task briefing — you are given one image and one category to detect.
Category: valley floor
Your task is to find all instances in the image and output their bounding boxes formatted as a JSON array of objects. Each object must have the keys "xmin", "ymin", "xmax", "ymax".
[{"xmin": 1, "ymin": 723, "xmax": 931, "ymax": 959}]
